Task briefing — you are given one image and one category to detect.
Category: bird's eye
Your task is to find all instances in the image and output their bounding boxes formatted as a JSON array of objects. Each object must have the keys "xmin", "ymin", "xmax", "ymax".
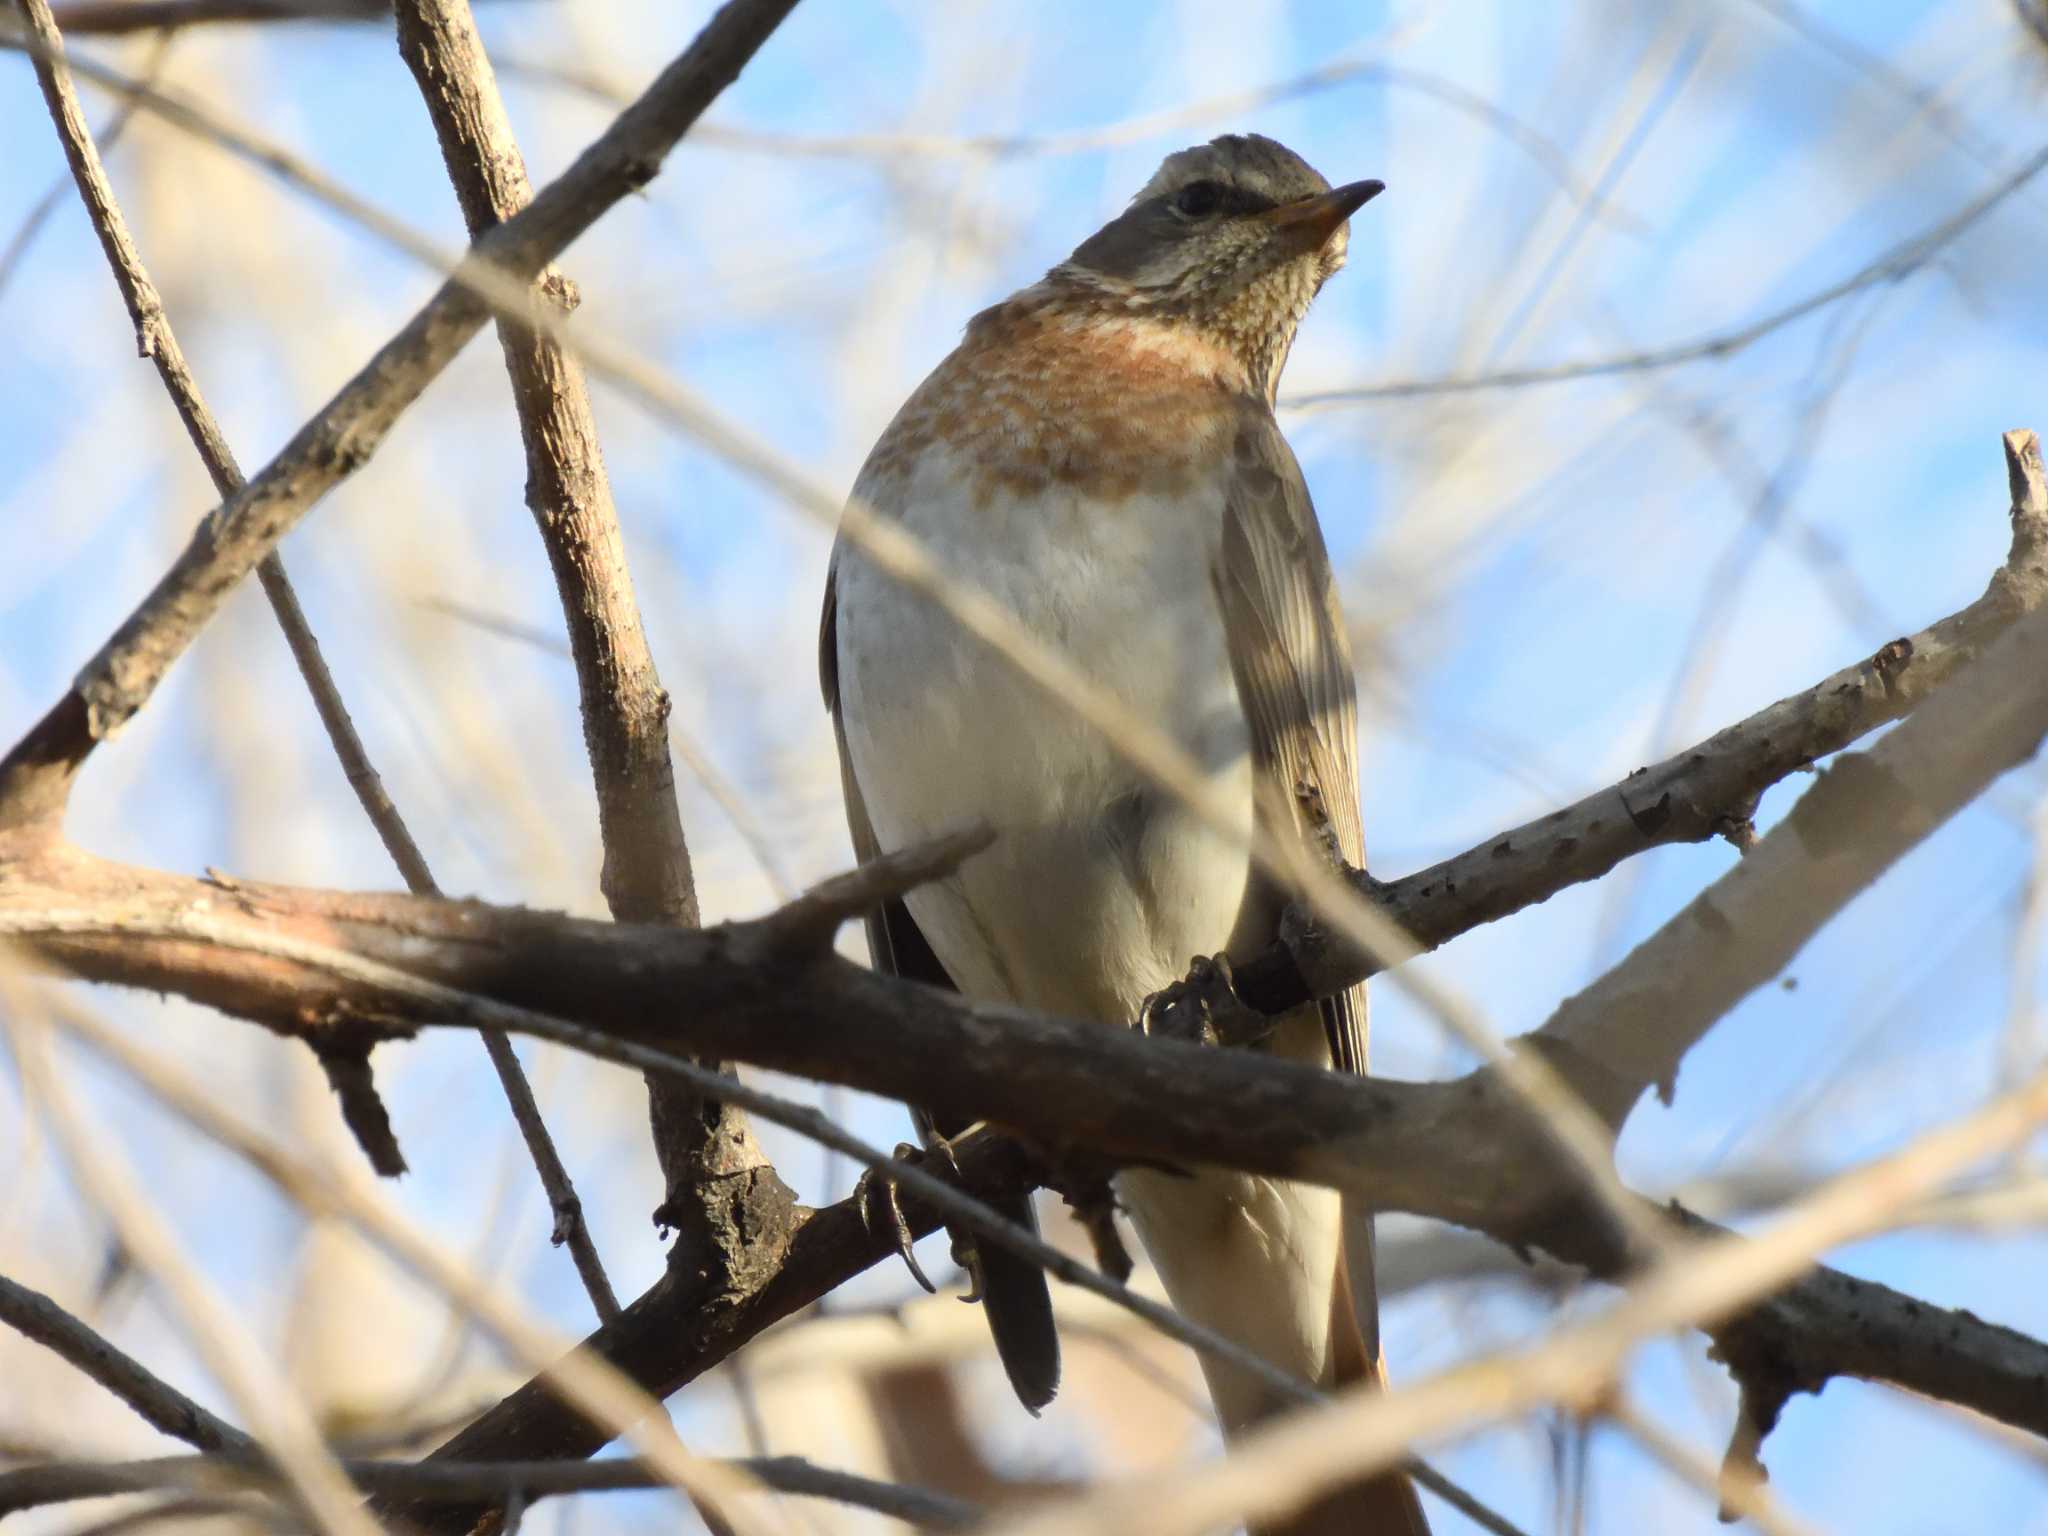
[{"xmin": 1172, "ymin": 180, "xmax": 1224, "ymax": 219}]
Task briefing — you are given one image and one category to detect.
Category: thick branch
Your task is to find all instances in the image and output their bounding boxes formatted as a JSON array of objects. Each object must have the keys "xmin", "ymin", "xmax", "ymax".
[{"xmin": 0, "ymin": 0, "xmax": 802, "ymax": 827}]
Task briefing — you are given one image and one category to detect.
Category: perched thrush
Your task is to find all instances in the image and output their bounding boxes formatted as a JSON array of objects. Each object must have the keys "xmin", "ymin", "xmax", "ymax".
[{"xmin": 822, "ymin": 134, "xmax": 1425, "ymax": 1535}]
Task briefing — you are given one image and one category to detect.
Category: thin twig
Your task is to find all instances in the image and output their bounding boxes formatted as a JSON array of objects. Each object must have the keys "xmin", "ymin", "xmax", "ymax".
[
  {"xmin": 0, "ymin": 0, "xmax": 805, "ymax": 824},
  {"xmin": 984, "ymin": 1056, "xmax": 2048, "ymax": 1536},
  {"xmin": 27, "ymin": 993, "xmax": 779, "ymax": 1535},
  {"xmin": 0, "ymin": 1272, "xmax": 256, "ymax": 1457},
  {"xmin": 11, "ymin": 0, "xmax": 623, "ymax": 1320},
  {"xmin": 0, "ymin": 1451, "xmax": 984, "ymax": 1529},
  {"xmin": 1284, "ymin": 143, "xmax": 2048, "ymax": 408},
  {"xmin": 1, "ymin": 1005, "xmax": 382, "ymax": 1536},
  {"xmin": 0, "ymin": 25, "xmax": 170, "ymax": 305}
]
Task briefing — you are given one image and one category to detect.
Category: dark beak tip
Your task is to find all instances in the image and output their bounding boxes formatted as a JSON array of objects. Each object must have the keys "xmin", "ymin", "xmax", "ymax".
[{"xmin": 1342, "ymin": 178, "xmax": 1387, "ymax": 211}]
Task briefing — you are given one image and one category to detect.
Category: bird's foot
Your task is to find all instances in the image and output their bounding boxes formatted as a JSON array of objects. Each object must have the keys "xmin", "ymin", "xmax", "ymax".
[
  {"xmin": 856, "ymin": 1137, "xmax": 992, "ymax": 1301},
  {"xmin": 855, "ymin": 1141, "xmax": 947, "ymax": 1295},
  {"xmin": 1138, "ymin": 952, "xmax": 1261, "ymax": 1048},
  {"xmin": 1051, "ymin": 1151, "xmax": 1133, "ymax": 1282}
]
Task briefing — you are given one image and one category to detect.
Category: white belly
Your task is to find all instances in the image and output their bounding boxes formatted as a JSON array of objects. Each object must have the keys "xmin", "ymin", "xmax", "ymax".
[{"xmin": 834, "ymin": 455, "xmax": 1254, "ymax": 1024}]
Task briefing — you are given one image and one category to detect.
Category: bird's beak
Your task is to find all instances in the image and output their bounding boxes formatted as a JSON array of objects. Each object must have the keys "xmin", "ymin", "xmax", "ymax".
[{"xmin": 1259, "ymin": 179, "xmax": 1385, "ymax": 252}]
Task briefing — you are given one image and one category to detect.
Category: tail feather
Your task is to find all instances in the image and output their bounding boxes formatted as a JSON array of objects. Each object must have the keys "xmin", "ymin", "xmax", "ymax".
[
  {"xmin": 975, "ymin": 1187, "xmax": 1061, "ymax": 1413},
  {"xmin": 1246, "ymin": 1223, "xmax": 1429, "ymax": 1536},
  {"xmin": 1121, "ymin": 1157, "xmax": 1429, "ymax": 1536}
]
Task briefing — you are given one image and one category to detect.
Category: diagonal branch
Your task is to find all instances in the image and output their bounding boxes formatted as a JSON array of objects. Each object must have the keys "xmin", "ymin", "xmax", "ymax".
[
  {"xmin": 11, "ymin": 0, "xmax": 628, "ymax": 1319},
  {"xmin": 10, "ymin": 0, "xmax": 409, "ymax": 1174},
  {"xmin": 0, "ymin": 1273, "xmax": 256, "ymax": 1458},
  {"xmin": 0, "ymin": 0, "xmax": 802, "ymax": 829},
  {"xmin": 1235, "ymin": 428, "xmax": 2048, "ymax": 1018},
  {"xmin": 386, "ymin": 0, "xmax": 779, "ymax": 1308}
]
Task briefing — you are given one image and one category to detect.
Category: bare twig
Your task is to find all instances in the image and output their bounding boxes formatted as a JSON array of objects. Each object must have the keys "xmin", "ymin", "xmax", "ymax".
[
  {"xmin": 1284, "ymin": 145, "xmax": 2048, "ymax": 408},
  {"xmin": 50, "ymin": 0, "xmax": 385, "ymax": 28},
  {"xmin": 0, "ymin": 1273, "xmax": 255, "ymax": 1458},
  {"xmin": 983, "ymin": 1057, "xmax": 2048, "ymax": 1536},
  {"xmin": 13, "ymin": 0, "xmax": 414, "ymax": 1180},
  {"xmin": 0, "ymin": 0, "xmax": 804, "ymax": 826},
  {"xmin": 0, "ymin": 1451, "xmax": 983, "ymax": 1529},
  {"xmin": 388, "ymin": 0, "xmax": 768, "ymax": 1299},
  {"xmin": 10, "ymin": 0, "xmax": 631, "ymax": 1326},
  {"xmin": 2, "ymin": 1008, "xmax": 381, "ymax": 1536},
  {"xmin": 0, "ymin": 26, "xmax": 169, "ymax": 306}
]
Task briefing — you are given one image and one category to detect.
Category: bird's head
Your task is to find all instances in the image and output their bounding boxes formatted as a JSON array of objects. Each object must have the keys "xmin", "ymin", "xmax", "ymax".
[{"xmin": 1051, "ymin": 134, "xmax": 1382, "ymax": 398}]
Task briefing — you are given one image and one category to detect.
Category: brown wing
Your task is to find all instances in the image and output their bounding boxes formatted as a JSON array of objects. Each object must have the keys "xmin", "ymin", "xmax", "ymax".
[
  {"xmin": 820, "ymin": 552, "xmax": 1062, "ymax": 1414},
  {"xmin": 1214, "ymin": 410, "xmax": 1431, "ymax": 1536},
  {"xmin": 1210, "ymin": 408, "xmax": 1368, "ymax": 1079}
]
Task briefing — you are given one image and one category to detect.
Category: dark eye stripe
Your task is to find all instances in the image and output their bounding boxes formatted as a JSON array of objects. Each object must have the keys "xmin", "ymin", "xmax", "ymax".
[{"xmin": 1165, "ymin": 180, "xmax": 1276, "ymax": 219}]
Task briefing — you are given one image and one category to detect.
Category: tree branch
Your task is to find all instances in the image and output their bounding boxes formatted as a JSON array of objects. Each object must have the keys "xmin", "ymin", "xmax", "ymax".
[
  {"xmin": 385, "ymin": 0, "xmax": 785, "ymax": 1319},
  {"xmin": 1234, "ymin": 427, "xmax": 2048, "ymax": 1016},
  {"xmin": 11, "ymin": 0, "xmax": 636, "ymax": 1325},
  {"xmin": 10, "ymin": 0, "xmax": 423, "ymax": 1172},
  {"xmin": 49, "ymin": 0, "xmax": 388, "ymax": 29},
  {"xmin": 0, "ymin": 1273, "xmax": 256, "ymax": 1459},
  {"xmin": 1282, "ymin": 149, "xmax": 2048, "ymax": 408},
  {"xmin": 0, "ymin": 1451, "xmax": 982, "ymax": 1529},
  {"xmin": 0, "ymin": 0, "xmax": 802, "ymax": 828}
]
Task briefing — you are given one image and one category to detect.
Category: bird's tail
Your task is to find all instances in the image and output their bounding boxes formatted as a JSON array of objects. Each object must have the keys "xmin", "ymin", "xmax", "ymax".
[
  {"xmin": 1122, "ymin": 1165, "xmax": 1430, "ymax": 1536},
  {"xmin": 1248, "ymin": 1228, "xmax": 1430, "ymax": 1536},
  {"xmin": 973, "ymin": 1186, "xmax": 1061, "ymax": 1414}
]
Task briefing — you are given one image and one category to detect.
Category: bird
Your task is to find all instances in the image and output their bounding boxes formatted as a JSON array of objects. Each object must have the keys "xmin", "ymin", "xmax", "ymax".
[{"xmin": 820, "ymin": 133, "xmax": 1426, "ymax": 1535}]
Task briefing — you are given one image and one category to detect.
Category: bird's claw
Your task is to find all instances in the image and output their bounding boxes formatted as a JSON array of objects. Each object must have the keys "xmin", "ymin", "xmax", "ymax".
[
  {"xmin": 857, "ymin": 1143, "xmax": 939, "ymax": 1294},
  {"xmin": 1138, "ymin": 952, "xmax": 1253, "ymax": 1048},
  {"xmin": 919, "ymin": 1136, "xmax": 988, "ymax": 1302}
]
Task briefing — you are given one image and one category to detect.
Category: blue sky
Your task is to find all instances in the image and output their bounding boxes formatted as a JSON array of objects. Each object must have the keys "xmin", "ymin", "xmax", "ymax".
[{"xmin": 5, "ymin": 1, "xmax": 2048, "ymax": 1531}]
